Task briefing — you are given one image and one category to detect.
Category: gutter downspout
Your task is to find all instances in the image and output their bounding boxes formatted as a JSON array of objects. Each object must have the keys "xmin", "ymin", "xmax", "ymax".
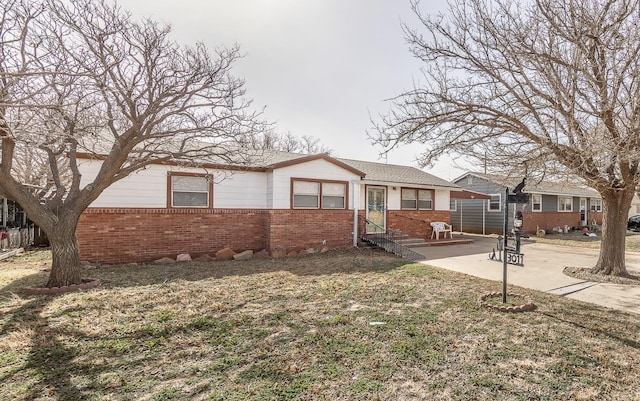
[{"xmin": 352, "ymin": 180, "xmax": 359, "ymax": 247}]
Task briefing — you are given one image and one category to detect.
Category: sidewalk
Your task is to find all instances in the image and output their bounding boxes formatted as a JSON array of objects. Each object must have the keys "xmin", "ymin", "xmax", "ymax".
[{"xmin": 412, "ymin": 235, "xmax": 640, "ymax": 315}]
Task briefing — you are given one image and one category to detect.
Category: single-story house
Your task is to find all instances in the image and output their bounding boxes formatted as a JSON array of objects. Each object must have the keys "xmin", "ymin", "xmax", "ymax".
[
  {"xmin": 76, "ymin": 151, "xmax": 461, "ymax": 264},
  {"xmin": 451, "ymin": 172, "xmax": 603, "ymax": 235}
]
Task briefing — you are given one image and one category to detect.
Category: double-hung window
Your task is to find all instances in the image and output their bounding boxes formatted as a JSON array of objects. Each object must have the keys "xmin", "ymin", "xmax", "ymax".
[
  {"xmin": 488, "ymin": 194, "xmax": 501, "ymax": 212},
  {"xmin": 322, "ymin": 182, "xmax": 346, "ymax": 209},
  {"xmin": 401, "ymin": 188, "xmax": 433, "ymax": 210},
  {"xmin": 531, "ymin": 194, "xmax": 542, "ymax": 212},
  {"xmin": 558, "ymin": 196, "xmax": 573, "ymax": 212},
  {"xmin": 169, "ymin": 173, "xmax": 212, "ymax": 208},
  {"xmin": 590, "ymin": 199, "xmax": 602, "ymax": 212},
  {"xmin": 293, "ymin": 181, "xmax": 320, "ymax": 208},
  {"xmin": 292, "ymin": 179, "xmax": 347, "ymax": 209}
]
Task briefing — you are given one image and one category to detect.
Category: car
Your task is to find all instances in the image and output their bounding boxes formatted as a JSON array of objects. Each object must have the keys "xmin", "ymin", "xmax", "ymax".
[{"xmin": 629, "ymin": 215, "xmax": 640, "ymax": 232}]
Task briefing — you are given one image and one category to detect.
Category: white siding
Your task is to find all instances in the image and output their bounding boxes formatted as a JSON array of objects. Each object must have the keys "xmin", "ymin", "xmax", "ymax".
[
  {"xmin": 79, "ymin": 160, "xmax": 268, "ymax": 209},
  {"xmin": 214, "ymin": 172, "xmax": 267, "ymax": 208},
  {"xmin": 357, "ymin": 183, "xmax": 366, "ymax": 209},
  {"xmin": 78, "ymin": 158, "xmax": 454, "ymax": 211},
  {"xmin": 271, "ymin": 159, "xmax": 361, "ymax": 209},
  {"xmin": 387, "ymin": 186, "xmax": 401, "ymax": 210},
  {"xmin": 79, "ymin": 161, "xmax": 169, "ymax": 208},
  {"xmin": 434, "ymin": 189, "xmax": 450, "ymax": 211}
]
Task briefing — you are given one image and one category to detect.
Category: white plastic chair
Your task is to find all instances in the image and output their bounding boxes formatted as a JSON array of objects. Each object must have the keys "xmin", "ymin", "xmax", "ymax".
[{"xmin": 430, "ymin": 222, "xmax": 452, "ymax": 240}]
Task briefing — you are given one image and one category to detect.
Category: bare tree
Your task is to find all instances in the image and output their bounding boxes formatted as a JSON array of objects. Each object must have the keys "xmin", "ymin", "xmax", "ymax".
[
  {"xmin": 0, "ymin": 0, "xmax": 263, "ymax": 287},
  {"xmin": 254, "ymin": 131, "xmax": 333, "ymax": 155},
  {"xmin": 371, "ymin": 0, "xmax": 640, "ymax": 277}
]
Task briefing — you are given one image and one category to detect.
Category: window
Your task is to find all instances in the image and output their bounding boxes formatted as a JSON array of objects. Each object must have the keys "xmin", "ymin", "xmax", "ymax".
[
  {"xmin": 401, "ymin": 189, "xmax": 433, "ymax": 210},
  {"xmin": 488, "ymin": 194, "xmax": 501, "ymax": 212},
  {"xmin": 293, "ymin": 181, "xmax": 320, "ymax": 208},
  {"xmin": 169, "ymin": 174, "xmax": 211, "ymax": 208},
  {"xmin": 322, "ymin": 182, "xmax": 346, "ymax": 209},
  {"xmin": 401, "ymin": 189, "xmax": 417, "ymax": 209},
  {"xmin": 292, "ymin": 179, "xmax": 346, "ymax": 209},
  {"xmin": 531, "ymin": 194, "xmax": 542, "ymax": 212},
  {"xmin": 558, "ymin": 196, "xmax": 573, "ymax": 212},
  {"xmin": 418, "ymin": 190, "xmax": 433, "ymax": 210},
  {"xmin": 450, "ymin": 199, "xmax": 457, "ymax": 211},
  {"xmin": 590, "ymin": 199, "xmax": 602, "ymax": 212}
]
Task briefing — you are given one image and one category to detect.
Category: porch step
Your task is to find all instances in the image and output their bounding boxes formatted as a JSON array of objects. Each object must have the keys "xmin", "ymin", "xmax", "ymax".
[
  {"xmin": 397, "ymin": 238, "xmax": 474, "ymax": 248},
  {"xmin": 396, "ymin": 238, "xmax": 430, "ymax": 247}
]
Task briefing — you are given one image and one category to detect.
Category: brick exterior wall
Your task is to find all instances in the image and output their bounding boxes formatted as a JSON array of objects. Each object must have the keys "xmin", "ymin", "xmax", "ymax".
[
  {"xmin": 522, "ymin": 211, "xmax": 603, "ymax": 233},
  {"xmin": 387, "ymin": 210, "xmax": 451, "ymax": 239},
  {"xmin": 77, "ymin": 208, "xmax": 355, "ymax": 264},
  {"xmin": 267, "ymin": 209, "xmax": 354, "ymax": 251}
]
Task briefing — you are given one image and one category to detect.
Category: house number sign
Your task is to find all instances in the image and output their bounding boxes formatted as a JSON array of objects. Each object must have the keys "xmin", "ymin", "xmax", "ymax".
[{"xmin": 506, "ymin": 251, "xmax": 524, "ymax": 266}]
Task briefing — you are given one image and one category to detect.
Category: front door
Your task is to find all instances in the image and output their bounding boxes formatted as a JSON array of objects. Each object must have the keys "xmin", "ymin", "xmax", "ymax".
[{"xmin": 366, "ymin": 187, "xmax": 386, "ymax": 234}]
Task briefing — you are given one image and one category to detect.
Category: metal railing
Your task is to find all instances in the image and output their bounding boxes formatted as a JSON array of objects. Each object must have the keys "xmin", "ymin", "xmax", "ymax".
[{"xmin": 361, "ymin": 219, "xmax": 425, "ymax": 261}]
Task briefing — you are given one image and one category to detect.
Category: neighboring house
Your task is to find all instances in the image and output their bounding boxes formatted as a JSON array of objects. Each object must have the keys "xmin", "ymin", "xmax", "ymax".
[
  {"xmin": 451, "ymin": 172, "xmax": 603, "ymax": 235},
  {"xmin": 629, "ymin": 194, "xmax": 640, "ymax": 219},
  {"xmin": 76, "ymin": 151, "xmax": 460, "ymax": 264}
]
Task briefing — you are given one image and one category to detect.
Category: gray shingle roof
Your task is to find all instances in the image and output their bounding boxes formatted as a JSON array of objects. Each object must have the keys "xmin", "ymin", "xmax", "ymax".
[
  {"xmin": 255, "ymin": 151, "xmax": 457, "ymax": 188},
  {"xmin": 463, "ymin": 172, "xmax": 600, "ymax": 198},
  {"xmin": 338, "ymin": 158, "xmax": 457, "ymax": 188}
]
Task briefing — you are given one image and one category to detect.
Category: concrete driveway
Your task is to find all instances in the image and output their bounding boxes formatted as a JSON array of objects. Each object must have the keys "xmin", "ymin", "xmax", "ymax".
[{"xmin": 412, "ymin": 234, "xmax": 640, "ymax": 315}]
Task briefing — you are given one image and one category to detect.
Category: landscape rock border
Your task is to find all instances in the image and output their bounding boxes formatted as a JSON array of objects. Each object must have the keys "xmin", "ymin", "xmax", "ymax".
[
  {"xmin": 478, "ymin": 291, "xmax": 535, "ymax": 313},
  {"xmin": 24, "ymin": 278, "xmax": 101, "ymax": 296}
]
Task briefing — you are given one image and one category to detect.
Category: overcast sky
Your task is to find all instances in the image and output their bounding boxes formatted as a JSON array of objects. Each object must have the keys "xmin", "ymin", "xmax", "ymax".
[{"xmin": 115, "ymin": 0, "xmax": 466, "ymax": 179}]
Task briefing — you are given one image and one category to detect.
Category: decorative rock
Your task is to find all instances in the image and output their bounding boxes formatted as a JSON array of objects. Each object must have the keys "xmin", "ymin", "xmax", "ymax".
[
  {"xmin": 176, "ymin": 253, "xmax": 192, "ymax": 262},
  {"xmin": 254, "ymin": 250, "xmax": 269, "ymax": 259},
  {"xmin": 233, "ymin": 250, "xmax": 253, "ymax": 261},
  {"xmin": 154, "ymin": 257, "xmax": 176, "ymax": 264},
  {"xmin": 320, "ymin": 247, "xmax": 330, "ymax": 253},
  {"xmin": 216, "ymin": 247, "xmax": 236, "ymax": 261},
  {"xmin": 24, "ymin": 278, "xmax": 101, "ymax": 295},
  {"xmin": 194, "ymin": 254, "xmax": 213, "ymax": 262},
  {"xmin": 271, "ymin": 248, "xmax": 287, "ymax": 259},
  {"xmin": 477, "ymin": 292, "xmax": 535, "ymax": 313},
  {"xmin": 287, "ymin": 250, "xmax": 299, "ymax": 257},
  {"xmin": 305, "ymin": 248, "xmax": 317, "ymax": 254}
]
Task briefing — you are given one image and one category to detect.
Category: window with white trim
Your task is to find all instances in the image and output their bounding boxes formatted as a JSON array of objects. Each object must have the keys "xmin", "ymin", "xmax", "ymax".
[
  {"xmin": 401, "ymin": 188, "xmax": 433, "ymax": 210},
  {"xmin": 590, "ymin": 199, "xmax": 602, "ymax": 212},
  {"xmin": 170, "ymin": 174, "xmax": 211, "ymax": 208},
  {"xmin": 531, "ymin": 194, "xmax": 542, "ymax": 212},
  {"xmin": 292, "ymin": 180, "xmax": 346, "ymax": 209},
  {"xmin": 488, "ymin": 194, "xmax": 501, "ymax": 212},
  {"xmin": 558, "ymin": 196, "xmax": 573, "ymax": 212},
  {"xmin": 450, "ymin": 199, "xmax": 457, "ymax": 211}
]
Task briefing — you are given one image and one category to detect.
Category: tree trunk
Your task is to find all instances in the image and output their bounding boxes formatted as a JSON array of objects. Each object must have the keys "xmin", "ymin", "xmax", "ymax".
[
  {"xmin": 46, "ymin": 219, "xmax": 83, "ymax": 288},
  {"xmin": 591, "ymin": 188, "xmax": 635, "ymax": 277}
]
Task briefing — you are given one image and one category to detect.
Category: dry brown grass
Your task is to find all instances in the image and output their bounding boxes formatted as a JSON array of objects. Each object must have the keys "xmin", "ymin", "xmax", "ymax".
[
  {"xmin": 1, "ymin": 249, "xmax": 640, "ymax": 400},
  {"xmin": 531, "ymin": 231, "xmax": 640, "ymax": 252}
]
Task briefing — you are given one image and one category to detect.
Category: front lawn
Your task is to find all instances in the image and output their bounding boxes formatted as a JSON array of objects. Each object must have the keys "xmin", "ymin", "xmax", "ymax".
[
  {"xmin": 531, "ymin": 231, "xmax": 640, "ymax": 252},
  {"xmin": 1, "ymin": 249, "xmax": 639, "ymax": 400}
]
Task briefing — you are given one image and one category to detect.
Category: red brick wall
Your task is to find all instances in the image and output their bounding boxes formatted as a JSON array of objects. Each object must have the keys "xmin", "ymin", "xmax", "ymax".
[
  {"xmin": 388, "ymin": 210, "xmax": 451, "ymax": 239},
  {"xmin": 77, "ymin": 208, "xmax": 268, "ymax": 264},
  {"xmin": 522, "ymin": 211, "xmax": 602, "ymax": 233},
  {"xmin": 267, "ymin": 209, "xmax": 354, "ymax": 252},
  {"xmin": 77, "ymin": 208, "xmax": 356, "ymax": 264}
]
